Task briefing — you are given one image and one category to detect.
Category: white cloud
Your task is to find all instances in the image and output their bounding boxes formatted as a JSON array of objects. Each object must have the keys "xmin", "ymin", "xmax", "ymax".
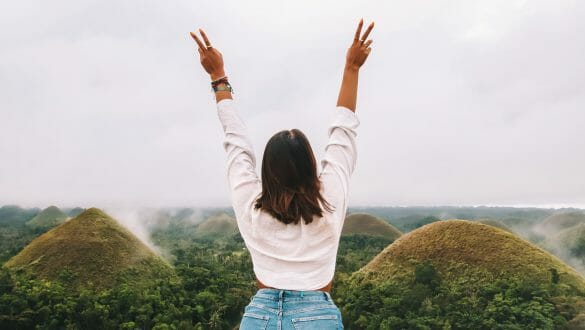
[{"xmin": 0, "ymin": 0, "xmax": 583, "ymax": 208}]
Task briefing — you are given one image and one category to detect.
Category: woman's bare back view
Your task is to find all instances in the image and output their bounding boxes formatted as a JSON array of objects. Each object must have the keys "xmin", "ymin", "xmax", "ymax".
[{"xmin": 190, "ymin": 18, "xmax": 374, "ymax": 330}]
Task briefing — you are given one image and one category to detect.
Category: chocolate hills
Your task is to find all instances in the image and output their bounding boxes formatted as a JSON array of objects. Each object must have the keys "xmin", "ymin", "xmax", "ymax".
[
  {"xmin": 196, "ymin": 212, "xmax": 238, "ymax": 237},
  {"xmin": 25, "ymin": 205, "xmax": 68, "ymax": 230},
  {"xmin": 476, "ymin": 218, "xmax": 514, "ymax": 233},
  {"xmin": 342, "ymin": 220, "xmax": 585, "ymax": 328},
  {"xmin": 0, "ymin": 205, "xmax": 40, "ymax": 225},
  {"xmin": 342, "ymin": 213, "xmax": 402, "ymax": 240},
  {"xmin": 536, "ymin": 211, "xmax": 585, "ymax": 235},
  {"xmin": 5, "ymin": 207, "xmax": 175, "ymax": 290},
  {"xmin": 358, "ymin": 220, "xmax": 584, "ymax": 288},
  {"xmin": 545, "ymin": 223, "xmax": 585, "ymax": 272}
]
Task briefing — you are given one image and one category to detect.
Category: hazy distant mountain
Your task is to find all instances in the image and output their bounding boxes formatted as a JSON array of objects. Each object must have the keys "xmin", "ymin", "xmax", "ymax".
[
  {"xmin": 342, "ymin": 213, "xmax": 402, "ymax": 240},
  {"xmin": 0, "ymin": 205, "xmax": 40, "ymax": 225},
  {"xmin": 476, "ymin": 218, "xmax": 514, "ymax": 233},
  {"xmin": 25, "ymin": 205, "xmax": 68, "ymax": 230},
  {"xmin": 536, "ymin": 212, "xmax": 585, "ymax": 235},
  {"xmin": 545, "ymin": 223, "xmax": 585, "ymax": 272},
  {"xmin": 63, "ymin": 207, "xmax": 86, "ymax": 217},
  {"xmin": 196, "ymin": 212, "xmax": 237, "ymax": 237},
  {"xmin": 5, "ymin": 208, "xmax": 175, "ymax": 290}
]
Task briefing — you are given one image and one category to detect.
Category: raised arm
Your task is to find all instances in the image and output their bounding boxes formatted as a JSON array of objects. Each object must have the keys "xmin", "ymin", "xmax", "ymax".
[
  {"xmin": 336, "ymin": 18, "xmax": 374, "ymax": 112},
  {"xmin": 320, "ymin": 19, "xmax": 374, "ymax": 231},
  {"xmin": 189, "ymin": 28, "xmax": 260, "ymax": 217}
]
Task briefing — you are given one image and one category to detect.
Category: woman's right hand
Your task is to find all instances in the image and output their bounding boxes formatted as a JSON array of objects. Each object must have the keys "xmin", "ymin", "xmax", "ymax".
[{"xmin": 345, "ymin": 18, "xmax": 374, "ymax": 71}]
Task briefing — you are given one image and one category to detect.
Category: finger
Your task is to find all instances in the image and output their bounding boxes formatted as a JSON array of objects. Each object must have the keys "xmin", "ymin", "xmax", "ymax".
[
  {"xmin": 362, "ymin": 39, "xmax": 373, "ymax": 48},
  {"xmin": 363, "ymin": 48, "xmax": 371, "ymax": 62},
  {"xmin": 199, "ymin": 28, "xmax": 212, "ymax": 47},
  {"xmin": 353, "ymin": 18, "xmax": 364, "ymax": 43},
  {"xmin": 360, "ymin": 22, "xmax": 375, "ymax": 42},
  {"xmin": 198, "ymin": 48, "xmax": 203, "ymax": 56},
  {"xmin": 190, "ymin": 31, "xmax": 206, "ymax": 51}
]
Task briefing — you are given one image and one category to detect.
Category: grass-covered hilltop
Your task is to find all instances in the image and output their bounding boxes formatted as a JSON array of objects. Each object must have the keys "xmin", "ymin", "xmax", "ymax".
[
  {"xmin": 336, "ymin": 220, "xmax": 585, "ymax": 329},
  {"xmin": 195, "ymin": 212, "xmax": 238, "ymax": 237},
  {"xmin": 342, "ymin": 212, "xmax": 403, "ymax": 240},
  {"xmin": 24, "ymin": 205, "xmax": 68, "ymax": 230},
  {"xmin": 5, "ymin": 207, "xmax": 175, "ymax": 291},
  {"xmin": 1, "ymin": 205, "xmax": 585, "ymax": 329}
]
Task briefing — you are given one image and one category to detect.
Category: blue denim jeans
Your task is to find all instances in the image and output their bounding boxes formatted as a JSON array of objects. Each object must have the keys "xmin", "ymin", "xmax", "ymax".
[{"xmin": 239, "ymin": 288, "xmax": 344, "ymax": 329}]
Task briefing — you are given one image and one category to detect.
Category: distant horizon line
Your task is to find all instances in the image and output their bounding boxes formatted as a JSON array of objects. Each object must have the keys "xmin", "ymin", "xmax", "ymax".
[{"xmin": 1, "ymin": 202, "xmax": 584, "ymax": 211}]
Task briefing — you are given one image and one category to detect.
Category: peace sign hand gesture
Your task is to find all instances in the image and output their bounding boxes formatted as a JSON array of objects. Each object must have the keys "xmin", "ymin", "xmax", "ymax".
[
  {"xmin": 345, "ymin": 18, "xmax": 375, "ymax": 71},
  {"xmin": 189, "ymin": 28, "xmax": 226, "ymax": 80}
]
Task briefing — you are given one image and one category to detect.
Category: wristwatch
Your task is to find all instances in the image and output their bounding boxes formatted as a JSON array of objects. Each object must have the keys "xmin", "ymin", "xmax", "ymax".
[
  {"xmin": 212, "ymin": 81, "xmax": 233, "ymax": 93},
  {"xmin": 211, "ymin": 76, "xmax": 234, "ymax": 93}
]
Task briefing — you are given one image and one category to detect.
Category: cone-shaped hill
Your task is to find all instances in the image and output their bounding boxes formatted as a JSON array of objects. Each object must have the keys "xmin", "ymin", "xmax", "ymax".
[
  {"xmin": 5, "ymin": 207, "xmax": 175, "ymax": 290},
  {"xmin": 546, "ymin": 223, "xmax": 585, "ymax": 270},
  {"xmin": 0, "ymin": 205, "xmax": 40, "ymax": 224},
  {"xmin": 358, "ymin": 220, "xmax": 585, "ymax": 292},
  {"xmin": 341, "ymin": 220, "xmax": 585, "ymax": 328},
  {"xmin": 476, "ymin": 218, "xmax": 514, "ymax": 233},
  {"xmin": 196, "ymin": 212, "xmax": 237, "ymax": 237},
  {"xmin": 342, "ymin": 213, "xmax": 403, "ymax": 240},
  {"xmin": 25, "ymin": 205, "xmax": 68, "ymax": 229},
  {"xmin": 551, "ymin": 223, "xmax": 585, "ymax": 250},
  {"xmin": 537, "ymin": 212, "xmax": 585, "ymax": 234},
  {"xmin": 65, "ymin": 207, "xmax": 86, "ymax": 217}
]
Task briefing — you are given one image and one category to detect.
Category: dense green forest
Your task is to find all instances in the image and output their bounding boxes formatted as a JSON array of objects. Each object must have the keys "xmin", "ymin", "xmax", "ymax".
[{"xmin": 1, "ymin": 205, "xmax": 584, "ymax": 329}]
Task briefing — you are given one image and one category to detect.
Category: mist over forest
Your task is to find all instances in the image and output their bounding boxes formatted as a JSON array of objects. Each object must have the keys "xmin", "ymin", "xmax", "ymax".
[{"xmin": 1, "ymin": 204, "xmax": 584, "ymax": 328}]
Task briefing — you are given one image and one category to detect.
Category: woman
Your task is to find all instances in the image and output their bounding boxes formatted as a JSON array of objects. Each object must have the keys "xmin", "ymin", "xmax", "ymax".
[{"xmin": 190, "ymin": 18, "xmax": 374, "ymax": 329}]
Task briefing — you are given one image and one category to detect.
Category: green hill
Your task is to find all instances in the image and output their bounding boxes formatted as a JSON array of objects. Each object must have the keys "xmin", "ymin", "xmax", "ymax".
[
  {"xmin": 65, "ymin": 207, "xmax": 86, "ymax": 217},
  {"xmin": 0, "ymin": 205, "xmax": 40, "ymax": 225},
  {"xmin": 342, "ymin": 213, "xmax": 402, "ymax": 240},
  {"xmin": 196, "ymin": 212, "xmax": 238, "ymax": 237},
  {"xmin": 476, "ymin": 218, "xmax": 514, "ymax": 233},
  {"xmin": 25, "ymin": 206, "xmax": 68, "ymax": 230},
  {"xmin": 359, "ymin": 220, "xmax": 584, "ymax": 288},
  {"xmin": 537, "ymin": 212, "xmax": 585, "ymax": 234},
  {"xmin": 339, "ymin": 220, "xmax": 585, "ymax": 328},
  {"xmin": 545, "ymin": 223, "xmax": 585, "ymax": 271},
  {"xmin": 5, "ymin": 208, "xmax": 175, "ymax": 290}
]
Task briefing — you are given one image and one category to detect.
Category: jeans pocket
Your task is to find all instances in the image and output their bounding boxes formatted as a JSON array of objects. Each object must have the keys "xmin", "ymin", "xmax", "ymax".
[
  {"xmin": 291, "ymin": 314, "xmax": 340, "ymax": 330},
  {"xmin": 240, "ymin": 312, "xmax": 269, "ymax": 330}
]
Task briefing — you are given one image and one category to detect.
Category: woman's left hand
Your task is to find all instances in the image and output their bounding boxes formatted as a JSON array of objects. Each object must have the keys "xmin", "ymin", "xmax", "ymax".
[{"xmin": 190, "ymin": 28, "xmax": 225, "ymax": 80}]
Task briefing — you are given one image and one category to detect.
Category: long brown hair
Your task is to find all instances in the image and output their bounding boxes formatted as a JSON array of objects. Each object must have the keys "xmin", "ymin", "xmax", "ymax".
[{"xmin": 254, "ymin": 129, "xmax": 335, "ymax": 225}]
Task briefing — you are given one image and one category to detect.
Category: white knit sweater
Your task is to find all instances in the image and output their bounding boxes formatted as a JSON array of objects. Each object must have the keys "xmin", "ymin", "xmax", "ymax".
[{"xmin": 216, "ymin": 98, "xmax": 359, "ymax": 291}]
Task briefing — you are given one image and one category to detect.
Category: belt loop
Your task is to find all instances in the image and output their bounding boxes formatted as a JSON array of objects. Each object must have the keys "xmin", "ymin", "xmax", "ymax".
[
  {"xmin": 300, "ymin": 290, "xmax": 304, "ymax": 298},
  {"xmin": 324, "ymin": 291, "xmax": 331, "ymax": 301}
]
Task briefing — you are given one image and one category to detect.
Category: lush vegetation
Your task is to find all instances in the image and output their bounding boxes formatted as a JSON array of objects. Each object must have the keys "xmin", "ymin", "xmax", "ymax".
[
  {"xmin": 1, "ymin": 205, "xmax": 585, "ymax": 329},
  {"xmin": 336, "ymin": 262, "xmax": 578, "ymax": 329}
]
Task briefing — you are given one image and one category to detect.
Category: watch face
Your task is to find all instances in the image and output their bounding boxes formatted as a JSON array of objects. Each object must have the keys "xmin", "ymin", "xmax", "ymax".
[{"xmin": 215, "ymin": 83, "xmax": 232, "ymax": 92}]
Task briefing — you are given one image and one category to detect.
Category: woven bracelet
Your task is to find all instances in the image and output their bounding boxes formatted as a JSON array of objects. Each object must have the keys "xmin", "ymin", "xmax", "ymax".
[{"xmin": 211, "ymin": 76, "xmax": 228, "ymax": 87}]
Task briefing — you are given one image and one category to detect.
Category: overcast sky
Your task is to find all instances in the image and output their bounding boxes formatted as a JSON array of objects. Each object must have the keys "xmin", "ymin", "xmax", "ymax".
[{"xmin": 1, "ymin": 0, "xmax": 583, "ymax": 209}]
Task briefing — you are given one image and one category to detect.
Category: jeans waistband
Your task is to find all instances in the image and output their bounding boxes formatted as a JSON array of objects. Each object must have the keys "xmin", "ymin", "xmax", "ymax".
[{"xmin": 254, "ymin": 288, "xmax": 333, "ymax": 302}]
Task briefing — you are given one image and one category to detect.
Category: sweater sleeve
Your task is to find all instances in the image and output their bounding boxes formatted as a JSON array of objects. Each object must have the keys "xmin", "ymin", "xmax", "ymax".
[
  {"xmin": 216, "ymin": 98, "xmax": 261, "ymax": 217},
  {"xmin": 318, "ymin": 105, "xmax": 360, "ymax": 230}
]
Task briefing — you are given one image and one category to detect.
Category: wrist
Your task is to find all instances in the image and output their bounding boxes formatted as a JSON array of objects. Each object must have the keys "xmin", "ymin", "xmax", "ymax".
[
  {"xmin": 344, "ymin": 63, "xmax": 360, "ymax": 73},
  {"xmin": 210, "ymin": 71, "xmax": 226, "ymax": 81}
]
